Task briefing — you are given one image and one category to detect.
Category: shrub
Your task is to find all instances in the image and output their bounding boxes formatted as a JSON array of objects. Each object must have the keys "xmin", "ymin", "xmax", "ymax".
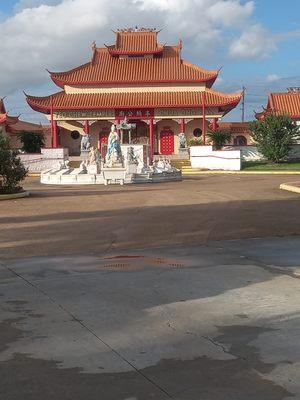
[
  {"xmin": 207, "ymin": 129, "xmax": 232, "ymax": 150},
  {"xmin": 188, "ymin": 137, "xmax": 203, "ymax": 146},
  {"xmin": 250, "ymin": 113, "xmax": 299, "ymax": 163},
  {"xmin": 17, "ymin": 131, "xmax": 45, "ymax": 153},
  {"xmin": 0, "ymin": 132, "xmax": 27, "ymax": 194}
]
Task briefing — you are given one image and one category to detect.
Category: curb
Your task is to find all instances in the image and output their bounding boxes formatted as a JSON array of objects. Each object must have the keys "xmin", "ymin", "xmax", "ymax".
[
  {"xmin": 280, "ymin": 183, "xmax": 300, "ymax": 194},
  {"xmin": 0, "ymin": 191, "xmax": 30, "ymax": 201},
  {"xmin": 28, "ymin": 173, "xmax": 40, "ymax": 177},
  {"xmin": 182, "ymin": 170, "xmax": 300, "ymax": 175}
]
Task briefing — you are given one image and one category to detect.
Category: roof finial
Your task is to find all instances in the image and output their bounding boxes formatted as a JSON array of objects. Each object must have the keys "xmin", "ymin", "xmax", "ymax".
[{"xmin": 91, "ymin": 40, "xmax": 96, "ymax": 50}]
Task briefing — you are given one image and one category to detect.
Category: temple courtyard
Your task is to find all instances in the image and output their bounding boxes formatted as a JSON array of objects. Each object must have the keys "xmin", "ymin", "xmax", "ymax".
[{"xmin": 1, "ymin": 175, "xmax": 300, "ymax": 399}]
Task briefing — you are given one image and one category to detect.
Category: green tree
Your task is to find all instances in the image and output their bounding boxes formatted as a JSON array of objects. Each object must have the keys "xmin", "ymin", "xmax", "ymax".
[
  {"xmin": 17, "ymin": 131, "xmax": 45, "ymax": 153},
  {"xmin": 0, "ymin": 132, "xmax": 27, "ymax": 194},
  {"xmin": 207, "ymin": 129, "xmax": 232, "ymax": 150},
  {"xmin": 250, "ymin": 114, "xmax": 299, "ymax": 163}
]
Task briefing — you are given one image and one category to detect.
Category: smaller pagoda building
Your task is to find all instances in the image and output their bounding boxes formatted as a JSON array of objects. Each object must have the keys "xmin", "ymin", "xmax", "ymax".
[
  {"xmin": 26, "ymin": 28, "xmax": 242, "ymax": 156},
  {"xmin": 256, "ymin": 88, "xmax": 300, "ymax": 125},
  {"xmin": 0, "ymin": 98, "xmax": 46, "ymax": 149},
  {"xmin": 0, "ymin": 98, "xmax": 19, "ymax": 136}
]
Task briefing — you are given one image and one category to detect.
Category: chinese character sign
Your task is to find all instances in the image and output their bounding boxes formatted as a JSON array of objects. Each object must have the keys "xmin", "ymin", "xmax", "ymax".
[{"xmin": 115, "ymin": 109, "xmax": 154, "ymax": 119}]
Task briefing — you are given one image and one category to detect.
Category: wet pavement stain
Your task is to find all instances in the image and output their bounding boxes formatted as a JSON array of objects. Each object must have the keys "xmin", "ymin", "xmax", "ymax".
[
  {"xmin": 0, "ymin": 318, "xmax": 26, "ymax": 353},
  {"xmin": 0, "ymin": 322, "xmax": 294, "ymax": 400}
]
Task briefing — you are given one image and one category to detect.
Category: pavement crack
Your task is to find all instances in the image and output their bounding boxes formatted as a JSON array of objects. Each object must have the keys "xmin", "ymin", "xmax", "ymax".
[
  {"xmin": 206, "ymin": 241, "xmax": 300, "ymax": 281},
  {"xmin": 0, "ymin": 260, "xmax": 174, "ymax": 399}
]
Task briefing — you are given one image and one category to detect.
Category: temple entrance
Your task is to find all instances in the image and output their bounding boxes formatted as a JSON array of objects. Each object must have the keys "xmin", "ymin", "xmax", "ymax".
[{"xmin": 160, "ymin": 128, "xmax": 174, "ymax": 155}]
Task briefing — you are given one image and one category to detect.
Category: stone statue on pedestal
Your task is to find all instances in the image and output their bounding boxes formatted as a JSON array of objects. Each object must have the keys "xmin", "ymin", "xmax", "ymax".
[
  {"xmin": 179, "ymin": 132, "xmax": 187, "ymax": 149},
  {"xmin": 81, "ymin": 134, "xmax": 91, "ymax": 152},
  {"xmin": 105, "ymin": 124, "xmax": 123, "ymax": 167},
  {"xmin": 87, "ymin": 146, "xmax": 101, "ymax": 174}
]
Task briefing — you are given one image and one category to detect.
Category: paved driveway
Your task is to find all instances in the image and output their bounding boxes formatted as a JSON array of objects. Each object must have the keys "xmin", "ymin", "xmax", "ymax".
[{"xmin": 1, "ymin": 236, "xmax": 300, "ymax": 399}]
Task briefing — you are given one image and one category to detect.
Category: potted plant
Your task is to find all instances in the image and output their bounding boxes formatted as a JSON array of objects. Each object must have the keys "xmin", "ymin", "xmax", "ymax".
[{"xmin": 207, "ymin": 129, "xmax": 232, "ymax": 150}]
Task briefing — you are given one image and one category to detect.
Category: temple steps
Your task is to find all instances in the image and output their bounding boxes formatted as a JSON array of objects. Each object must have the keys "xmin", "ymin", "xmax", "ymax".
[{"xmin": 171, "ymin": 159, "xmax": 191, "ymax": 170}]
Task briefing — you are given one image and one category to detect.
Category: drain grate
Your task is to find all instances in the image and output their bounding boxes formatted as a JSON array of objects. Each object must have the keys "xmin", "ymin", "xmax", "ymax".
[
  {"xmin": 103, "ymin": 255, "xmax": 186, "ymax": 269},
  {"xmin": 101, "ymin": 263, "xmax": 132, "ymax": 269}
]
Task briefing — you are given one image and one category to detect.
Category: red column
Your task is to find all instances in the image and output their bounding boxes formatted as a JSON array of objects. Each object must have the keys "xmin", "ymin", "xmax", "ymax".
[
  {"xmin": 52, "ymin": 120, "xmax": 59, "ymax": 148},
  {"xmin": 84, "ymin": 120, "xmax": 90, "ymax": 135},
  {"xmin": 180, "ymin": 118, "xmax": 186, "ymax": 133},
  {"xmin": 149, "ymin": 118, "xmax": 154, "ymax": 161},
  {"xmin": 202, "ymin": 92, "xmax": 206, "ymax": 145},
  {"xmin": 212, "ymin": 117, "xmax": 219, "ymax": 132}
]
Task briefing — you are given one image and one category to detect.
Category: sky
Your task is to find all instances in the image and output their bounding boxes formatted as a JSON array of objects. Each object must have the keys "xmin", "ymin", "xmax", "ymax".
[{"xmin": 0, "ymin": 0, "xmax": 300, "ymax": 123}]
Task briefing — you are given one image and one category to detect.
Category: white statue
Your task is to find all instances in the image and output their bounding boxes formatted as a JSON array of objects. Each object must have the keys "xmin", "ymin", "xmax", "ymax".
[
  {"xmin": 81, "ymin": 134, "xmax": 91, "ymax": 152},
  {"xmin": 105, "ymin": 124, "xmax": 123, "ymax": 167},
  {"xmin": 179, "ymin": 132, "xmax": 187, "ymax": 149}
]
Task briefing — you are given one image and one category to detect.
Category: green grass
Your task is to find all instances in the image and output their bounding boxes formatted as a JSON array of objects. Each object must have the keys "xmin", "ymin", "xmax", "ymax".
[{"xmin": 242, "ymin": 160, "xmax": 300, "ymax": 171}]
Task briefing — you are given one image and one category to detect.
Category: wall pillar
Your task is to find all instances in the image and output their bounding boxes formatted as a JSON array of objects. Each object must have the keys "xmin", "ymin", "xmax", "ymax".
[
  {"xmin": 180, "ymin": 118, "xmax": 186, "ymax": 133},
  {"xmin": 149, "ymin": 118, "xmax": 154, "ymax": 161},
  {"xmin": 202, "ymin": 92, "xmax": 206, "ymax": 145},
  {"xmin": 84, "ymin": 120, "xmax": 90, "ymax": 135},
  {"xmin": 52, "ymin": 120, "xmax": 59, "ymax": 148}
]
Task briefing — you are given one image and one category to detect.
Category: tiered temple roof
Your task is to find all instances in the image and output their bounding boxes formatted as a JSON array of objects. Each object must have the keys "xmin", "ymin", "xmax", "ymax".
[
  {"xmin": 26, "ymin": 29, "xmax": 241, "ymax": 115},
  {"xmin": 256, "ymin": 89, "xmax": 300, "ymax": 120}
]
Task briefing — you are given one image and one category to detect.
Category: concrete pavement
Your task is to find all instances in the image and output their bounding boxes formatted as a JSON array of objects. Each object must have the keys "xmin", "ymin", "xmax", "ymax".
[{"xmin": 1, "ymin": 237, "xmax": 300, "ymax": 399}]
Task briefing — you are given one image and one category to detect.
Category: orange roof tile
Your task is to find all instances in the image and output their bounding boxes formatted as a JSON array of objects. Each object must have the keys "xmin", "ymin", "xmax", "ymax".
[
  {"xmin": 26, "ymin": 89, "xmax": 241, "ymax": 113},
  {"xmin": 257, "ymin": 91, "xmax": 300, "ymax": 119},
  {"xmin": 269, "ymin": 92, "xmax": 300, "ymax": 118},
  {"xmin": 50, "ymin": 46, "xmax": 219, "ymax": 87}
]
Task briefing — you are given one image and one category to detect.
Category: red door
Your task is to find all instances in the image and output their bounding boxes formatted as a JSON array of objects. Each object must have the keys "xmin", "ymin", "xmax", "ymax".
[
  {"xmin": 99, "ymin": 134, "xmax": 108, "ymax": 158},
  {"xmin": 160, "ymin": 129, "xmax": 174, "ymax": 155}
]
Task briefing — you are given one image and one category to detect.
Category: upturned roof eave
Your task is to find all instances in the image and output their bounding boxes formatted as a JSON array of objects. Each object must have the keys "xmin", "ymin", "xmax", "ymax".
[{"xmin": 25, "ymin": 90, "xmax": 242, "ymax": 115}]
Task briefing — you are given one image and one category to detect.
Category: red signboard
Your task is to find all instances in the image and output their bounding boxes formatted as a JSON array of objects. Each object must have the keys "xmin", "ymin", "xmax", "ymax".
[{"xmin": 115, "ymin": 109, "xmax": 154, "ymax": 119}]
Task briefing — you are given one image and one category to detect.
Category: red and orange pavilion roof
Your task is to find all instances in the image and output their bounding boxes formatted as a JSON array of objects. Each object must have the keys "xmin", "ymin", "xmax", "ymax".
[
  {"xmin": 256, "ymin": 89, "xmax": 300, "ymax": 120},
  {"xmin": 26, "ymin": 28, "xmax": 242, "ymax": 116},
  {"xmin": 0, "ymin": 98, "xmax": 19, "ymax": 129}
]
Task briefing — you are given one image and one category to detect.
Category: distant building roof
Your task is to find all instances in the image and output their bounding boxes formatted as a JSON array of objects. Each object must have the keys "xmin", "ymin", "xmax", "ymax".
[
  {"xmin": 218, "ymin": 121, "xmax": 251, "ymax": 135},
  {"xmin": 256, "ymin": 89, "xmax": 300, "ymax": 120}
]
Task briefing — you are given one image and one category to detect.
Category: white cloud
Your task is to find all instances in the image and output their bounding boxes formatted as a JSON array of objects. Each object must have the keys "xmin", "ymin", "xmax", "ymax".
[
  {"xmin": 0, "ymin": 0, "xmax": 256, "ymax": 97},
  {"xmin": 229, "ymin": 24, "xmax": 277, "ymax": 59},
  {"xmin": 206, "ymin": 0, "xmax": 254, "ymax": 27},
  {"xmin": 267, "ymin": 74, "xmax": 281, "ymax": 83}
]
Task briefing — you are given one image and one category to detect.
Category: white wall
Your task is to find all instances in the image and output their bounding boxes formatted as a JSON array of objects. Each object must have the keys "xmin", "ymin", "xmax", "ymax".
[
  {"xmin": 19, "ymin": 148, "xmax": 68, "ymax": 173},
  {"xmin": 190, "ymin": 146, "xmax": 241, "ymax": 171}
]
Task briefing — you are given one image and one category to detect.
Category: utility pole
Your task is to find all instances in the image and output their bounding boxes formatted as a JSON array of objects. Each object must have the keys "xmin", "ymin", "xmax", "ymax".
[{"xmin": 241, "ymin": 86, "xmax": 246, "ymax": 122}]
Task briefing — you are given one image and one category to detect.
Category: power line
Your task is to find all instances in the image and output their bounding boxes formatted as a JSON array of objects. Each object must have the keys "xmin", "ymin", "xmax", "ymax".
[{"xmin": 241, "ymin": 86, "xmax": 246, "ymax": 123}]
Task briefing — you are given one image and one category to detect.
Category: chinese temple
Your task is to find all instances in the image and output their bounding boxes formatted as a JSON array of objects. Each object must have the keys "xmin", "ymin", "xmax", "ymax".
[{"xmin": 26, "ymin": 28, "xmax": 242, "ymax": 156}]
